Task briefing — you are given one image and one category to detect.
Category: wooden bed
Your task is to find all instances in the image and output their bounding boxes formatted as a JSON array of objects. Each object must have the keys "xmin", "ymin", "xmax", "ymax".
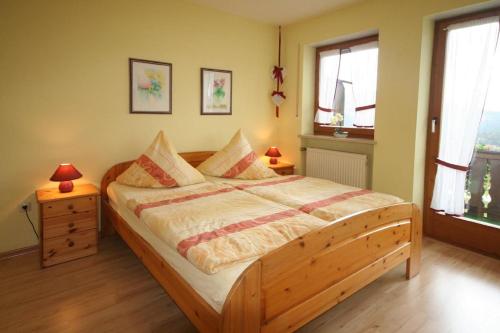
[{"xmin": 101, "ymin": 151, "xmax": 422, "ymax": 333}]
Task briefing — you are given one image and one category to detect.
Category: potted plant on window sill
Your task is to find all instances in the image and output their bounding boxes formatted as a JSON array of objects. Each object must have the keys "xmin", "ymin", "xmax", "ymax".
[{"xmin": 331, "ymin": 113, "xmax": 348, "ymax": 138}]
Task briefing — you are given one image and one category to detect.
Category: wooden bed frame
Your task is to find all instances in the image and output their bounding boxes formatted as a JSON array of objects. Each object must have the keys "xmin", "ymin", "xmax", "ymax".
[{"xmin": 101, "ymin": 151, "xmax": 422, "ymax": 333}]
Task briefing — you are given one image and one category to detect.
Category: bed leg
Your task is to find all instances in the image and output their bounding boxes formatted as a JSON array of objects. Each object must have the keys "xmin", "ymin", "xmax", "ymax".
[
  {"xmin": 406, "ymin": 204, "xmax": 422, "ymax": 279},
  {"xmin": 101, "ymin": 199, "xmax": 116, "ymax": 237}
]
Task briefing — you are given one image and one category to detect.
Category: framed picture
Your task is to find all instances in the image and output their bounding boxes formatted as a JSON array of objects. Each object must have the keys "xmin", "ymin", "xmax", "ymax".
[
  {"xmin": 201, "ymin": 68, "xmax": 232, "ymax": 115},
  {"xmin": 129, "ymin": 58, "xmax": 172, "ymax": 114}
]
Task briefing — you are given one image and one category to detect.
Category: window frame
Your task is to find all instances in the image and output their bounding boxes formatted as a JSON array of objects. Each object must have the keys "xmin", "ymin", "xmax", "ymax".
[{"xmin": 314, "ymin": 35, "xmax": 379, "ymax": 139}]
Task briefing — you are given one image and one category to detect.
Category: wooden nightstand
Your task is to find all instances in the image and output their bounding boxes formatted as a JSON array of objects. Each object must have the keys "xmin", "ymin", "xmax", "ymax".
[
  {"xmin": 36, "ymin": 184, "xmax": 99, "ymax": 268},
  {"xmin": 268, "ymin": 162, "xmax": 295, "ymax": 176}
]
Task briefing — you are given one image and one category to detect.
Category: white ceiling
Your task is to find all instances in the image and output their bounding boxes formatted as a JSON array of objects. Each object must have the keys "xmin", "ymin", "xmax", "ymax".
[{"xmin": 188, "ymin": 0, "xmax": 362, "ymax": 25}]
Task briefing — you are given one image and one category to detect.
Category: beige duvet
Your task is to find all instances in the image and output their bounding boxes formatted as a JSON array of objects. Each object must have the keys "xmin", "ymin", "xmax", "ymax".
[
  {"xmin": 207, "ymin": 175, "xmax": 404, "ymax": 222},
  {"xmin": 126, "ymin": 182, "xmax": 326, "ymax": 274}
]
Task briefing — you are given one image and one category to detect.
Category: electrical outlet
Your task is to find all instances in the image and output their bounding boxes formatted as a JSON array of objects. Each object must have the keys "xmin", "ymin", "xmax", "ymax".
[{"xmin": 19, "ymin": 202, "xmax": 31, "ymax": 213}]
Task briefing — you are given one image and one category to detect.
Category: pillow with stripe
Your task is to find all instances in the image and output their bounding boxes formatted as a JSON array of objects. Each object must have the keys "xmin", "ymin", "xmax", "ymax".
[
  {"xmin": 197, "ymin": 130, "xmax": 277, "ymax": 179},
  {"xmin": 116, "ymin": 131, "xmax": 205, "ymax": 188}
]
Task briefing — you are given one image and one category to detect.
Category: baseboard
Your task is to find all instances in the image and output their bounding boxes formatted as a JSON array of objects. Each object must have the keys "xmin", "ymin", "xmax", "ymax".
[{"xmin": 0, "ymin": 245, "xmax": 39, "ymax": 261}]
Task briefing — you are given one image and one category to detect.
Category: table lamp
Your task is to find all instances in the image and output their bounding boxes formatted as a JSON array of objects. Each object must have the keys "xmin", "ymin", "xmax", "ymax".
[
  {"xmin": 50, "ymin": 163, "xmax": 82, "ymax": 193},
  {"xmin": 265, "ymin": 147, "xmax": 282, "ymax": 165}
]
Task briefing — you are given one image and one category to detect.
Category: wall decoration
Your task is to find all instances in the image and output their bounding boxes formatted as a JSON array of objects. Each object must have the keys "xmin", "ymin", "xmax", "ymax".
[
  {"xmin": 271, "ymin": 26, "xmax": 286, "ymax": 118},
  {"xmin": 129, "ymin": 58, "xmax": 172, "ymax": 114},
  {"xmin": 201, "ymin": 68, "xmax": 232, "ymax": 115}
]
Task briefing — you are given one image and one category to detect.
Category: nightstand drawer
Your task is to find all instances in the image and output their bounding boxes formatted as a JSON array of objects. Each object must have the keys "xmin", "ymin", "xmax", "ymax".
[
  {"xmin": 268, "ymin": 162, "xmax": 295, "ymax": 176},
  {"xmin": 42, "ymin": 229, "xmax": 97, "ymax": 267},
  {"xmin": 43, "ymin": 211, "xmax": 96, "ymax": 239},
  {"xmin": 276, "ymin": 168, "xmax": 294, "ymax": 176},
  {"xmin": 42, "ymin": 196, "xmax": 96, "ymax": 218}
]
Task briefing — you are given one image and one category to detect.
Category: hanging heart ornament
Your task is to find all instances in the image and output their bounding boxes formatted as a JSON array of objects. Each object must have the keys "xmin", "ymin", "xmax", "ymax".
[{"xmin": 271, "ymin": 91, "xmax": 286, "ymax": 106}]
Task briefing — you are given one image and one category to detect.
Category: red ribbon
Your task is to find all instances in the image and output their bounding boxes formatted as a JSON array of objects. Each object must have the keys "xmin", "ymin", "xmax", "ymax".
[
  {"xmin": 272, "ymin": 66, "xmax": 284, "ymax": 85},
  {"xmin": 435, "ymin": 158, "xmax": 469, "ymax": 172},
  {"xmin": 355, "ymin": 104, "xmax": 376, "ymax": 112}
]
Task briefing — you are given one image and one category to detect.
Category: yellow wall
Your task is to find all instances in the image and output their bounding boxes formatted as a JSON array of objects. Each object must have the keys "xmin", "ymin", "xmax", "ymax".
[
  {"xmin": 0, "ymin": 0, "xmax": 277, "ymax": 253},
  {"xmin": 279, "ymin": 0, "xmax": 498, "ymax": 204},
  {"xmin": 2, "ymin": 0, "xmax": 499, "ymax": 253}
]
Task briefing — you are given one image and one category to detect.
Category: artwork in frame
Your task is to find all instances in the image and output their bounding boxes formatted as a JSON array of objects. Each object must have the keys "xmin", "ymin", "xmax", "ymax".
[
  {"xmin": 201, "ymin": 68, "xmax": 232, "ymax": 115},
  {"xmin": 129, "ymin": 58, "xmax": 172, "ymax": 114}
]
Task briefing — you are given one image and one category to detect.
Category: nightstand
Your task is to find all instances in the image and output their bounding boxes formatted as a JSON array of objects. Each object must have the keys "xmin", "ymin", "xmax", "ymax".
[
  {"xmin": 268, "ymin": 162, "xmax": 295, "ymax": 176},
  {"xmin": 36, "ymin": 184, "xmax": 99, "ymax": 268}
]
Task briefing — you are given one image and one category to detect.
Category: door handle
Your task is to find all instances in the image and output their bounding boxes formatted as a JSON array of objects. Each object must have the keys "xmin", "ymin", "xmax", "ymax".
[{"xmin": 431, "ymin": 117, "xmax": 438, "ymax": 133}]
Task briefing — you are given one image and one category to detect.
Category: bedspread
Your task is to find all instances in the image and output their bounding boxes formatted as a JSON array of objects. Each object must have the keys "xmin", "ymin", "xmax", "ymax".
[
  {"xmin": 126, "ymin": 182, "xmax": 326, "ymax": 274},
  {"xmin": 207, "ymin": 176, "xmax": 404, "ymax": 222}
]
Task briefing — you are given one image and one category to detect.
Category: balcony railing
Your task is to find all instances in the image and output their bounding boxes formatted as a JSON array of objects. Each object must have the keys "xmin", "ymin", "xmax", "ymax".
[{"xmin": 465, "ymin": 150, "xmax": 500, "ymax": 224}]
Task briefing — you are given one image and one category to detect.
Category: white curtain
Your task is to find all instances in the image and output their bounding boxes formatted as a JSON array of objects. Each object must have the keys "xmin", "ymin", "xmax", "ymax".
[
  {"xmin": 315, "ymin": 49, "xmax": 341, "ymax": 124},
  {"xmin": 351, "ymin": 41, "xmax": 378, "ymax": 127},
  {"xmin": 431, "ymin": 17, "xmax": 500, "ymax": 216}
]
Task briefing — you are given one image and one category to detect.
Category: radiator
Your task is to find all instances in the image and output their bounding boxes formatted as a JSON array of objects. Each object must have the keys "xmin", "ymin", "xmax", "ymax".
[{"xmin": 306, "ymin": 148, "xmax": 367, "ymax": 188}]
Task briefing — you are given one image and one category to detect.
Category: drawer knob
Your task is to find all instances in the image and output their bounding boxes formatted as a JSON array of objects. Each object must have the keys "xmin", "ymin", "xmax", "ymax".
[
  {"xmin": 68, "ymin": 240, "xmax": 75, "ymax": 247},
  {"xmin": 68, "ymin": 222, "xmax": 75, "ymax": 228},
  {"xmin": 68, "ymin": 204, "xmax": 74, "ymax": 210}
]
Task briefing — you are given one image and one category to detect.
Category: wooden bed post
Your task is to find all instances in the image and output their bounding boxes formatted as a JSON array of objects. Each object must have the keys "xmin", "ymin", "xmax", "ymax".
[
  {"xmin": 406, "ymin": 204, "xmax": 422, "ymax": 279},
  {"xmin": 100, "ymin": 205, "xmax": 116, "ymax": 237},
  {"xmin": 100, "ymin": 161, "xmax": 132, "ymax": 237},
  {"xmin": 221, "ymin": 262, "xmax": 262, "ymax": 333}
]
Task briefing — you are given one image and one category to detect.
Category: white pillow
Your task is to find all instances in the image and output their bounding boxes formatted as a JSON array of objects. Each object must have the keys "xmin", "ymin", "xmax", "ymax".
[
  {"xmin": 117, "ymin": 131, "xmax": 205, "ymax": 188},
  {"xmin": 197, "ymin": 130, "xmax": 277, "ymax": 179}
]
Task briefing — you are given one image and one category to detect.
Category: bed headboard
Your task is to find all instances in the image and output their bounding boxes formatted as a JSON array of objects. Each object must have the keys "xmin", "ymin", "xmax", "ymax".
[{"xmin": 100, "ymin": 151, "xmax": 215, "ymax": 202}]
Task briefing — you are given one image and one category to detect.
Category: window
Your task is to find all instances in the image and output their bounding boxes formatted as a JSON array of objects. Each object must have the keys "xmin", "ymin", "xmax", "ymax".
[{"xmin": 314, "ymin": 35, "xmax": 379, "ymax": 139}]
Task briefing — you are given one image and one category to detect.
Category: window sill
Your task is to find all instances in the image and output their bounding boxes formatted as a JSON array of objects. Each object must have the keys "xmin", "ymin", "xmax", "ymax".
[
  {"xmin": 299, "ymin": 134, "xmax": 376, "ymax": 145},
  {"xmin": 314, "ymin": 124, "xmax": 374, "ymax": 139}
]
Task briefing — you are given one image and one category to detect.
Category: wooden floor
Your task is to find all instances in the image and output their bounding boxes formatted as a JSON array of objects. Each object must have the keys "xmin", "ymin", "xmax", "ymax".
[{"xmin": 1, "ymin": 237, "xmax": 500, "ymax": 333}]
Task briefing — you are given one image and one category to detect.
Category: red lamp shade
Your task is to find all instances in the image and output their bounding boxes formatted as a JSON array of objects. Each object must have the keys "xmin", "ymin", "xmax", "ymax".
[
  {"xmin": 50, "ymin": 164, "xmax": 82, "ymax": 193},
  {"xmin": 265, "ymin": 147, "xmax": 282, "ymax": 165}
]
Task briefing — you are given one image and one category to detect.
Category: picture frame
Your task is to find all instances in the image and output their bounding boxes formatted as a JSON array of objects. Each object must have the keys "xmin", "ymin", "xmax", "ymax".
[
  {"xmin": 129, "ymin": 58, "xmax": 172, "ymax": 114},
  {"xmin": 201, "ymin": 68, "xmax": 232, "ymax": 115}
]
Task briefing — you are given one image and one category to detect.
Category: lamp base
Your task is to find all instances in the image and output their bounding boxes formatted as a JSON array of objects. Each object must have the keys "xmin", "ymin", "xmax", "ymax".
[
  {"xmin": 269, "ymin": 157, "xmax": 278, "ymax": 165},
  {"xmin": 59, "ymin": 181, "xmax": 74, "ymax": 193}
]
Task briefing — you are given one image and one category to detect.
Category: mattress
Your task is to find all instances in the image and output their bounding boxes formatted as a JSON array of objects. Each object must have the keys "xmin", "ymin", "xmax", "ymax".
[{"xmin": 107, "ymin": 181, "xmax": 252, "ymax": 313}]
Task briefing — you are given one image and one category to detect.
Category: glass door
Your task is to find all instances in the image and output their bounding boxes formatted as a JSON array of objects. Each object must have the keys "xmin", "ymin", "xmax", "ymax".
[{"xmin": 424, "ymin": 9, "xmax": 500, "ymax": 257}]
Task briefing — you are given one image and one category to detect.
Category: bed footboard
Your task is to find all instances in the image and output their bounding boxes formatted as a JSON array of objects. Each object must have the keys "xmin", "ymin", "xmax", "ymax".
[{"xmin": 221, "ymin": 203, "xmax": 421, "ymax": 333}]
